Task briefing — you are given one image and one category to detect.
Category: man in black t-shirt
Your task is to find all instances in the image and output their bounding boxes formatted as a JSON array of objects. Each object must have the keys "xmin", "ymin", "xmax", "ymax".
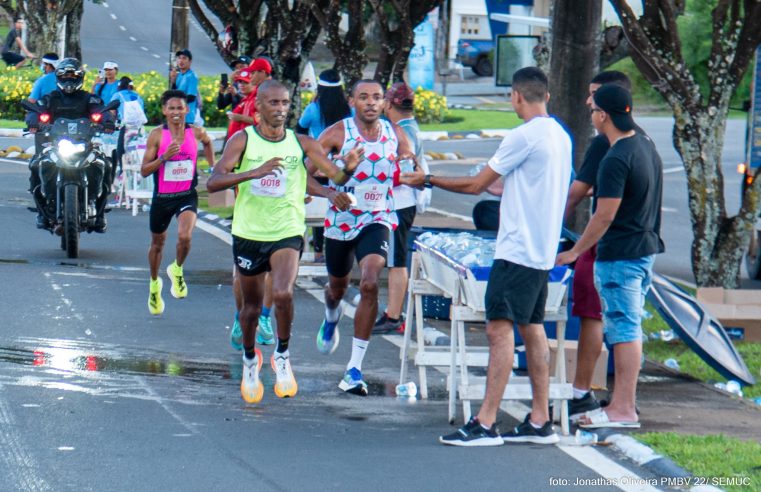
[
  {"xmin": 2, "ymin": 18, "xmax": 35, "ymax": 68},
  {"xmin": 557, "ymin": 84, "xmax": 664, "ymax": 430},
  {"xmin": 563, "ymin": 71, "xmax": 636, "ymax": 422}
]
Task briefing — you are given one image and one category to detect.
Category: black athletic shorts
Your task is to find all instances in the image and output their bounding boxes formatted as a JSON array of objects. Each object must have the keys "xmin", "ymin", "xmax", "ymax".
[
  {"xmin": 149, "ymin": 190, "xmax": 198, "ymax": 234},
  {"xmin": 485, "ymin": 259, "xmax": 549, "ymax": 325},
  {"xmin": 325, "ymin": 223, "xmax": 389, "ymax": 278},
  {"xmin": 388, "ymin": 206, "xmax": 416, "ymax": 268},
  {"xmin": 232, "ymin": 235, "xmax": 304, "ymax": 276},
  {"xmin": 2, "ymin": 52, "xmax": 24, "ymax": 65}
]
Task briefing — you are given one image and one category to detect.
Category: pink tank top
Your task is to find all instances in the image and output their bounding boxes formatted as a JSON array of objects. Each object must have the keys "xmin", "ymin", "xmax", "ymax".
[{"xmin": 155, "ymin": 125, "xmax": 198, "ymax": 195}]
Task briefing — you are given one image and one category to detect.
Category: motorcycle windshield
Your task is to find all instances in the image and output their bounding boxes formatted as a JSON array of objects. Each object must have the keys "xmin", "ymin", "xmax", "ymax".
[{"xmin": 50, "ymin": 118, "xmax": 95, "ymax": 145}]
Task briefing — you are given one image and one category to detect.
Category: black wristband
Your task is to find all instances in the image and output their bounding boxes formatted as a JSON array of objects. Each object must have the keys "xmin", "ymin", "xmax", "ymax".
[{"xmin": 424, "ymin": 174, "xmax": 433, "ymax": 189}]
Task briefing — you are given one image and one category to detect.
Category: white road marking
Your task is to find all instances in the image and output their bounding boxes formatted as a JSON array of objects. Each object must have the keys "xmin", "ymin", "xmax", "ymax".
[
  {"xmin": 102, "ymin": 2, "xmax": 109, "ymax": 7},
  {"xmin": 0, "ymin": 157, "xmax": 28, "ymax": 166},
  {"xmin": 152, "ymin": 54, "xmax": 160, "ymax": 59},
  {"xmin": 662, "ymin": 206, "xmax": 678, "ymax": 213},
  {"xmin": 0, "ymin": 391, "xmax": 51, "ymax": 490},
  {"xmin": 194, "ymin": 219, "xmax": 231, "ymax": 245},
  {"xmin": 129, "ymin": 36, "xmax": 137, "ymax": 42},
  {"xmin": 110, "ymin": 13, "xmax": 117, "ymax": 20},
  {"xmin": 140, "ymin": 46, "xmax": 149, "ymax": 52},
  {"xmin": 119, "ymin": 25, "xmax": 126, "ymax": 31},
  {"xmin": 57, "ymin": 447, "xmax": 75, "ymax": 451},
  {"xmin": 663, "ymin": 166, "xmax": 683, "ymax": 174},
  {"xmin": 426, "ymin": 207, "xmax": 471, "ymax": 223}
]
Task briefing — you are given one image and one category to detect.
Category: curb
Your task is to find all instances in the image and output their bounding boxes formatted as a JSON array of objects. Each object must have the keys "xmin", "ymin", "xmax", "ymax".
[
  {"xmin": 418, "ymin": 129, "xmax": 510, "ymax": 142},
  {"xmin": 599, "ymin": 433, "xmax": 722, "ymax": 491}
]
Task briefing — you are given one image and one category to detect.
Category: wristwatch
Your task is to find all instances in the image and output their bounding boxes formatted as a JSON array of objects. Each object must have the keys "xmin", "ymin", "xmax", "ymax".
[
  {"xmin": 424, "ymin": 174, "xmax": 434, "ymax": 189},
  {"xmin": 159, "ymin": 154, "xmax": 167, "ymax": 164}
]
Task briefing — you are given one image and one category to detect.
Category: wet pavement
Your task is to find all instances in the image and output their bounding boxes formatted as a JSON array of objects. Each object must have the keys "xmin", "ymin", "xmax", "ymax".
[{"xmin": 1, "ymin": 161, "xmax": 660, "ymax": 491}]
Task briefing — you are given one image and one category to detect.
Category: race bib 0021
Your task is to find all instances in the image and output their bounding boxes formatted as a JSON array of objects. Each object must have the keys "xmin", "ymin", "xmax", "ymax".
[
  {"xmin": 163, "ymin": 159, "xmax": 194, "ymax": 182},
  {"xmin": 250, "ymin": 170, "xmax": 287, "ymax": 197},
  {"xmin": 354, "ymin": 183, "xmax": 388, "ymax": 212}
]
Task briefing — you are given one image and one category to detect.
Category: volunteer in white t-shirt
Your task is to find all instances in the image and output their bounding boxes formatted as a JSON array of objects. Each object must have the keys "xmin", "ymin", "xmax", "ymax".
[{"xmin": 401, "ymin": 67, "xmax": 572, "ymax": 447}]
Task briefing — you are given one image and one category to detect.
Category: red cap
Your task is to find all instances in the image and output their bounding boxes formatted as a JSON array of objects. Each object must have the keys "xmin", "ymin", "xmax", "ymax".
[
  {"xmin": 385, "ymin": 82, "xmax": 415, "ymax": 110},
  {"xmin": 234, "ymin": 70, "xmax": 252, "ymax": 83},
  {"xmin": 249, "ymin": 58, "xmax": 272, "ymax": 75}
]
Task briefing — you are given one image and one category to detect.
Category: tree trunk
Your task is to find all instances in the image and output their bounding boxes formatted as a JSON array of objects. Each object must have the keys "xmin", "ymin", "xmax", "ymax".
[
  {"xmin": 548, "ymin": 0, "xmax": 602, "ymax": 234},
  {"xmin": 606, "ymin": 0, "xmax": 761, "ymax": 287},
  {"xmin": 64, "ymin": 1, "xmax": 83, "ymax": 58},
  {"xmin": 311, "ymin": 0, "xmax": 367, "ymax": 88}
]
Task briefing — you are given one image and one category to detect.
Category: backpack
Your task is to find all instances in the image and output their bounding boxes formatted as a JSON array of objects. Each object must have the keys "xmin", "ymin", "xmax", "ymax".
[{"xmin": 121, "ymin": 95, "xmax": 147, "ymax": 127}]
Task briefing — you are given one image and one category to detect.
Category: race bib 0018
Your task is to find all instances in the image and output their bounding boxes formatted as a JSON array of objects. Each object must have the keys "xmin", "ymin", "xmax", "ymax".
[
  {"xmin": 354, "ymin": 183, "xmax": 388, "ymax": 212},
  {"xmin": 250, "ymin": 171, "xmax": 287, "ymax": 197},
  {"xmin": 163, "ymin": 159, "xmax": 194, "ymax": 182}
]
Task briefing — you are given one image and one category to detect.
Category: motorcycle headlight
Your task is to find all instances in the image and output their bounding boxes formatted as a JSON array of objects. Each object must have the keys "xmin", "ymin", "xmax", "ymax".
[{"xmin": 57, "ymin": 139, "xmax": 87, "ymax": 159}]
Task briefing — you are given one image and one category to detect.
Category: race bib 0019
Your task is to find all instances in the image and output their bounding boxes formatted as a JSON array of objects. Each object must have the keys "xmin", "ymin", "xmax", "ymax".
[
  {"xmin": 250, "ymin": 170, "xmax": 287, "ymax": 197},
  {"xmin": 163, "ymin": 159, "xmax": 194, "ymax": 182},
  {"xmin": 354, "ymin": 183, "xmax": 388, "ymax": 212}
]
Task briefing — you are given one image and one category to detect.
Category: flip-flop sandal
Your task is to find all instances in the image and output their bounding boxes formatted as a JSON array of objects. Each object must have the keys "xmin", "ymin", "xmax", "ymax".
[{"xmin": 578, "ymin": 410, "xmax": 641, "ymax": 429}]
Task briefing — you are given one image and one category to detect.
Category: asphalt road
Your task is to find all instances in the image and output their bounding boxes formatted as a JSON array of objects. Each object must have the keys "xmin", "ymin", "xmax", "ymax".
[
  {"xmin": 81, "ymin": 1, "xmax": 228, "ymax": 75},
  {"xmin": 0, "ymin": 160, "xmax": 660, "ymax": 491},
  {"xmin": 424, "ymin": 116, "xmax": 748, "ymax": 286}
]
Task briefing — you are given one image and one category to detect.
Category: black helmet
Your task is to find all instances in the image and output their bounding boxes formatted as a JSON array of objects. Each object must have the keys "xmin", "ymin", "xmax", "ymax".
[{"xmin": 55, "ymin": 58, "xmax": 85, "ymax": 94}]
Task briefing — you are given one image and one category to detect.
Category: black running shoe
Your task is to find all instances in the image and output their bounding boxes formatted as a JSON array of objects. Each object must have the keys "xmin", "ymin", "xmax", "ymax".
[
  {"xmin": 569, "ymin": 391, "xmax": 601, "ymax": 422},
  {"xmin": 439, "ymin": 417, "xmax": 503, "ymax": 447},
  {"xmin": 372, "ymin": 312, "xmax": 403, "ymax": 335},
  {"xmin": 501, "ymin": 414, "xmax": 559, "ymax": 444}
]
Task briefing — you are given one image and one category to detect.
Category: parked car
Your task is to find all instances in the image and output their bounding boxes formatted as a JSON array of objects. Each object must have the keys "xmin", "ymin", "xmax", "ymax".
[{"xmin": 456, "ymin": 39, "xmax": 493, "ymax": 77}]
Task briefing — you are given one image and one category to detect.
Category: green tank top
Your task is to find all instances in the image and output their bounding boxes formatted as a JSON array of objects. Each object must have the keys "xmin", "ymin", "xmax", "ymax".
[{"xmin": 231, "ymin": 127, "xmax": 307, "ymax": 241}]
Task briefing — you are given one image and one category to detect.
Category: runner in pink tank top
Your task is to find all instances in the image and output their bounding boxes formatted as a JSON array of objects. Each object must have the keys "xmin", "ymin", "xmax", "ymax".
[
  {"xmin": 155, "ymin": 125, "xmax": 198, "ymax": 195},
  {"xmin": 141, "ymin": 90, "xmax": 215, "ymax": 315}
]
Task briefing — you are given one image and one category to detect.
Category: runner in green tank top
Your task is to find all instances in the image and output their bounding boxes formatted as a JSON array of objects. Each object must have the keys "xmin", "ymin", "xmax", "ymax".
[{"xmin": 207, "ymin": 80, "xmax": 363, "ymax": 404}]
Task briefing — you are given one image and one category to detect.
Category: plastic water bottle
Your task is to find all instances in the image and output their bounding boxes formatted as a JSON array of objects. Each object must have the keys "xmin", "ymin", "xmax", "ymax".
[
  {"xmin": 575, "ymin": 429, "xmax": 598, "ymax": 445},
  {"xmin": 398, "ymin": 158, "xmax": 415, "ymax": 174},
  {"xmin": 660, "ymin": 329, "xmax": 675, "ymax": 342},
  {"xmin": 395, "ymin": 381, "xmax": 418, "ymax": 398},
  {"xmin": 423, "ymin": 327, "xmax": 450, "ymax": 346},
  {"xmin": 725, "ymin": 380, "xmax": 743, "ymax": 397},
  {"xmin": 714, "ymin": 382, "xmax": 727, "ymax": 391},
  {"xmin": 664, "ymin": 358, "xmax": 680, "ymax": 370}
]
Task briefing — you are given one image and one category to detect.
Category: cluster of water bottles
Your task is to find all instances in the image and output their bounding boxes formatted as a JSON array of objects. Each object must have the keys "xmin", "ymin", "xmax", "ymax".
[{"xmin": 417, "ymin": 231, "xmax": 496, "ymax": 268}]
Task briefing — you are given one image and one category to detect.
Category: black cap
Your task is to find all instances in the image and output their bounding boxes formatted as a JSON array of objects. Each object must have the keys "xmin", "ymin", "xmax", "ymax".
[
  {"xmin": 229, "ymin": 55, "xmax": 251, "ymax": 69},
  {"xmin": 593, "ymin": 84, "xmax": 635, "ymax": 132},
  {"xmin": 175, "ymin": 49, "xmax": 192, "ymax": 60}
]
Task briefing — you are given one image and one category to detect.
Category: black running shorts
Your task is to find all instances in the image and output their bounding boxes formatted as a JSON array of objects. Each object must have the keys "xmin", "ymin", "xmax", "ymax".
[
  {"xmin": 232, "ymin": 234, "xmax": 304, "ymax": 276},
  {"xmin": 325, "ymin": 223, "xmax": 389, "ymax": 278},
  {"xmin": 149, "ymin": 190, "xmax": 198, "ymax": 234},
  {"xmin": 388, "ymin": 206, "xmax": 416, "ymax": 268},
  {"xmin": 485, "ymin": 259, "xmax": 549, "ymax": 325}
]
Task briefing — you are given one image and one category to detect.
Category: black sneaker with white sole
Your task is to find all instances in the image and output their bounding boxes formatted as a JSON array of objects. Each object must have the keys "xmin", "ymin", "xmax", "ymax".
[
  {"xmin": 439, "ymin": 416, "xmax": 503, "ymax": 447},
  {"xmin": 569, "ymin": 391, "xmax": 601, "ymax": 422},
  {"xmin": 501, "ymin": 414, "xmax": 559, "ymax": 444}
]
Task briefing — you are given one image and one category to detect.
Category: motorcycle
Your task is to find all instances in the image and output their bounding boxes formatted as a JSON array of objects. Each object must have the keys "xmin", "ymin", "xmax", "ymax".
[{"xmin": 22, "ymin": 99, "xmax": 119, "ymax": 259}]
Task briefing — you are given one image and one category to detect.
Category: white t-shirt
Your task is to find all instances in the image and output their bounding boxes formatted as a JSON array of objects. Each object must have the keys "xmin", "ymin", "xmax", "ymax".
[{"xmin": 487, "ymin": 116, "xmax": 572, "ymax": 270}]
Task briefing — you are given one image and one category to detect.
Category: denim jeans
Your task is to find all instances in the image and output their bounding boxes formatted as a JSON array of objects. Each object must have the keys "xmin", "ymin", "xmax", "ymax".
[{"xmin": 593, "ymin": 255, "xmax": 655, "ymax": 344}]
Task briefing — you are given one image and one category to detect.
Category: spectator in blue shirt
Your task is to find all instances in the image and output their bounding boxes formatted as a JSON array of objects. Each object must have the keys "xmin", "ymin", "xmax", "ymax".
[
  {"xmin": 28, "ymin": 53, "xmax": 59, "ymax": 103},
  {"xmin": 296, "ymin": 69, "xmax": 350, "ymax": 139},
  {"xmin": 92, "ymin": 60, "xmax": 120, "ymax": 104},
  {"xmin": 169, "ymin": 49, "xmax": 200, "ymax": 124},
  {"xmin": 110, "ymin": 77, "xmax": 146, "ymax": 171}
]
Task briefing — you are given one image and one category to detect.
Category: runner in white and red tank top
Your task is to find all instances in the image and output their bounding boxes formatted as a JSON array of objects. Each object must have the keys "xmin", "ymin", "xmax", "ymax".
[
  {"xmin": 311, "ymin": 79, "xmax": 422, "ymax": 395},
  {"xmin": 141, "ymin": 90, "xmax": 215, "ymax": 316}
]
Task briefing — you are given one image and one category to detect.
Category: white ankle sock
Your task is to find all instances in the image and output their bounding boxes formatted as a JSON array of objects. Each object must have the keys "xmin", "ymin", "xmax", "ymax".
[
  {"xmin": 572, "ymin": 387, "xmax": 589, "ymax": 400},
  {"xmin": 346, "ymin": 337, "xmax": 369, "ymax": 371},
  {"xmin": 325, "ymin": 304, "xmax": 341, "ymax": 323}
]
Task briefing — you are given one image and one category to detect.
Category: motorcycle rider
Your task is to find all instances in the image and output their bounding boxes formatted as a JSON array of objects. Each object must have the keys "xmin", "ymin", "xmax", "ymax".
[{"xmin": 27, "ymin": 58, "xmax": 116, "ymax": 232}]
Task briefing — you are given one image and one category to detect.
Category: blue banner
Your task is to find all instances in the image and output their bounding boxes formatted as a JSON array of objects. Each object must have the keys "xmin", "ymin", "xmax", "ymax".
[{"xmin": 408, "ymin": 15, "xmax": 435, "ymax": 91}]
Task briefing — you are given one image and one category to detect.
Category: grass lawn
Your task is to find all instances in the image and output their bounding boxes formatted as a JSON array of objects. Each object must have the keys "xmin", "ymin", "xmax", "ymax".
[
  {"xmin": 420, "ymin": 109, "xmax": 521, "ymax": 132},
  {"xmin": 637, "ymin": 433, "xmax": 761, "ymax": 491}
]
